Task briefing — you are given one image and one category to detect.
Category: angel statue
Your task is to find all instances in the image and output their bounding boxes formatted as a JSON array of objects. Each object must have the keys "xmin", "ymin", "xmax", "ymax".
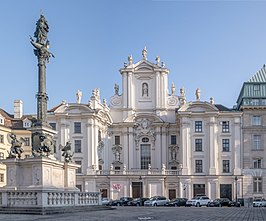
[
  {"xmin": 59, "ymin": 141, "xmax": 74, "ymax": 163},
  {"xmin": 7, "ymin": 133, "xmax": 25, "ymax": 159}
]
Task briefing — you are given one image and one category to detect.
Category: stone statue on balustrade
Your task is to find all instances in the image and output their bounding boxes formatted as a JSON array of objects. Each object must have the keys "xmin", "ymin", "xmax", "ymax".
[
  {"xmin": 7, "ymin": 133, "xmax": 25, "ymax": 159},
  {"xmin": 59, "ymin": 141, "xmax": 74, "ymax": 163}
]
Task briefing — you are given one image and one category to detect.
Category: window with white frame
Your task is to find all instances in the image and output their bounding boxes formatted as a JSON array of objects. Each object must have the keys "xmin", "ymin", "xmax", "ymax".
[
  {"xmin": 23, "ymin": 121, "xmax": 32, "ymax": 128},
  {"xmin": 253, "ymin": 159, "xmax": 262, "ymax": 169},
  {"xmin": 140, "ymin": 144, "xmax": 151, "ymax": 169},
  {"xmin": 253, "ymin": 135, "xmax": 262, "ymax": 150},
  {"xmin": 74, "ymin": 122, "xmax": 81, "ymax": 133},
  {"xmin": 171, "ymin": 135, "xmax": 176, "ymax": 145},
  {"xmin": 195, "ymin": 160, "xmax": 203, "ymax": 173},
  {"xmin": 251, "ymin": 99, "xmax": 260, "ymax": 106},
  {"xmin": 222, "ymin": 121, "xmax": 230, "ymax": 133},
  {"xmin": 222, "ymin": 139, "xmax": 230, "ymax": 152},
  {"xmin": 253, "ymin": 84, "xmax": 260, "ymax": 96},
  {"xmin": 0, "ymin": 152, "xmax": 4, "ymax": 159},
  {"xmin": 75, "ymin": 161, "xmax": 82, "ymax": 173},
  {"xmin": 222, "ymin": 160, "xmax": 230, "ymax": 173},
  {"xmin": 74, "ymin": 140, "xmax": 82, "ymax": 153},
  {"xmin": 252, "ymin": 116, "xmax": 262, "ymax": 126},
  {"xmin": 195, "ymin": 139, "xmax": 202, "ymax": 152},
  {"xmin": 114, "ymin": 136, "xmax": 120, "ymax": 145},
  {"xmin": 195, "ymin": 121, "xmax": 202, "ymax": 132},
  {"xmin": 253, "ymin": 177, "xmax": 262, "ymax": 193}
]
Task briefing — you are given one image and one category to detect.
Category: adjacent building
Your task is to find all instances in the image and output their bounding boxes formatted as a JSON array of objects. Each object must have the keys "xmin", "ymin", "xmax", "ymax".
[
  {"xmin": 236, "ymin": 65, "xmax": 266, "ymax": 200},
  {"xmin": 0, "ymin": 100, "xmax": 35, "ymax": 186}
]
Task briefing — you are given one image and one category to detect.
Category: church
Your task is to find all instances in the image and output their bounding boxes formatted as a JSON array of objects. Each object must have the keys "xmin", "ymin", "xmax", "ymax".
[{"xmin": 46, "ymin": 48, "xmax": 245, "ymax": 200}]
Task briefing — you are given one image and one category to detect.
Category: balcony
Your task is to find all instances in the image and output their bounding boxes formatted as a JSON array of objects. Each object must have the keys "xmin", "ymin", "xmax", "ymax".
[{"xmin": 92, "ymin": 169, "xmax": 182, "ymax": 176}]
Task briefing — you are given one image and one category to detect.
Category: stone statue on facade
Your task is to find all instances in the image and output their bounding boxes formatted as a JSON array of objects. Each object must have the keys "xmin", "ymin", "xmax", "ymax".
[
  {"xmin": 114, "ymin": 84, "xmax": 119, "ymax": 95},
  {"xmin": 7, "ymin": 133, "xmax": 25, "ymax": 159},
  {"xmin": 142, "ymin": 83, "xmax": 148, "ymax": 97},
  {"xmin": 59, "ymin": 141, "xmax": 74, "ymax": 163},
  {"xmin": 128, "ymin": 55, "xmax": 133, "ymax": 65},
  {"xmin": 171, "ymin": 82, "xmax": 176, "ymax": 95},
  {"xmin": 180, "ymin": 87, "xmax": 185, "ymax": 97},
  {"xmin": 156, "ymin": 56, "xmax": 160, "ymax": 65},
  {"xmin": 142, "ymin": 47, "xmax": 147, "ymax": 60},
  {"xmin": 196, "ymin": 88, "xmax": 201, "ymax": 101},
  {"xmin": 76, "ymin": 90, "xmax": 82, "ymax": 104}
]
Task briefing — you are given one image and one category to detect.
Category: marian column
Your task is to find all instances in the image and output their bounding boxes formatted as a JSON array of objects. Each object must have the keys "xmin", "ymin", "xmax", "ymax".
[{"xmin": 30, "ymin": 14, "xmax": 56, "ymax": 157}]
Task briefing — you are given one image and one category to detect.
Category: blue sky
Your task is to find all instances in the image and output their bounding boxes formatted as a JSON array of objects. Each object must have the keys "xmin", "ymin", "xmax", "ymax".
[{"xmin": 1, "ymin": 0, "xmax": 266, "ymax": 114}]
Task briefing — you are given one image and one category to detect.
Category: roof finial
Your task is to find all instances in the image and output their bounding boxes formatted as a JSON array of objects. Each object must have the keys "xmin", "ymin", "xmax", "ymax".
[{"xmin": 142, "ymin": 46, "xmax": 147, "ymax": 60}]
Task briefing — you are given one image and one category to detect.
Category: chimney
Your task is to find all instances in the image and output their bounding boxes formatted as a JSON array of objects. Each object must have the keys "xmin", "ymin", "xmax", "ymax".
[{"xmin": 14, "ymin": 100, "xmax": 23, "ymax": 119}]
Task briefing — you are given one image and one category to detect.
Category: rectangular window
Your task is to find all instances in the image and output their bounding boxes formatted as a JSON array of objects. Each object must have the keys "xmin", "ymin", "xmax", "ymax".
[
  {"xmin": 252, "ymin": 116, "xmax": 261, "ymax": 126},
  {"xmin": 0, "ymin": 134, "xmax": 3, "ymax": 143},
  {"xmin": 74, "ymin": 122, "xmax": 81, "ymax": 133},
  {"xmin": 222, "ymin": 121, "xmax": 230, "ymax": 133},
  {"xmin": 24, "ymin": 137, "xmax": 30, "ymax": 146},
  {"xmin": 195, "ymin": 139, "xmax": 202, "ymax": 152},
  {"xmin": 253, "ymin": 159, "xmax": 262, "ymax": 169},
  {"xmin": 195, "ymin": 121, "xmax": 202, "ymax": 132},
  {"xmin": 0, "ymin": 174, "xmax": 4, "ymax": 182},
  {"xmin": 252, "ymin": 99, "xmax": 260, "ymax": 106},
  {"xmin": 253, "ymin": 135, "xmax": 262, "ymax": 150},
  {"xmin": 222, "ymin": 160, "xmax": 230, "ymax": 173},
  {"xmin": 253, "ymin": 177, "xmax": 262, "ymax": 193},
  {"xmin": 195, "ymin": 160, "xmax": 203, "ymax": 173},
  {"xmin": 49, "ymin": 122, "xmax": 56, "ymax": 130},
  {"xmin": 75, "ymin": 161, "xmax": 82, "ymax": 173},
  {"xmin": 115, "ymin": 136, "xmax": 120, "ymax": 145},
  {"xmin": 222, "ymin": 139, "xmax": 230, "ymax": 152},
  {"xmin": 0, "ymin": 152, "xmax": 4, "ymax": 159},
  {"xmin": 253, "ymin": 84, "xmax": 260, "ymax": 96},
  {"xmin": 171, "ymin": 135, "xmax": 176, "ymax": 145},
  {"xmin": 74, "ymin": 140, "xmax": 82, "ymax": 153},
  {"xmin": 141, "ymin": 144, "xmax": 151, "ymax": 169}
]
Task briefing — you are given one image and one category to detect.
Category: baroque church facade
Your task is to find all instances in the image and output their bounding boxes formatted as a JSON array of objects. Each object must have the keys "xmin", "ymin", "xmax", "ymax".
[
  {"xmin": 46, "ymin": 49, "xmax": 245, "ymax": 200},
  {"xmin": 1, "ymin": 49, "xmax": 265, "ymax": 201}
]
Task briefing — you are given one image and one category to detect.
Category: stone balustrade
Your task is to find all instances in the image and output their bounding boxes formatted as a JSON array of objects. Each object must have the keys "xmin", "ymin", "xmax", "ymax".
[
  {"xmin": 0, "ymin": 190, "xmax": 101, "ymax": 208},
  {"xmin": 95, "ymin": 169, "xmax": 181, "ymax": 176}
]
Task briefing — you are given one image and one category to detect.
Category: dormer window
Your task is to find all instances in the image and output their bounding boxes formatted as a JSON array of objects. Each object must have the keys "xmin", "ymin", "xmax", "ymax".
[
  {"xmin": 0, "ymin": 117, "xmax": 4, "ymax": 125},
  {"xmin": 23, "ymin": 120, "xmax": 32, "ymax": 128}
]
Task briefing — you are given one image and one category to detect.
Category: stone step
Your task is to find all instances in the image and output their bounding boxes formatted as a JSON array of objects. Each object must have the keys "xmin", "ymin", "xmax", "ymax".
[{"xmin": 0, "ymin": 205, "xmax": 114, "ymax": 215}]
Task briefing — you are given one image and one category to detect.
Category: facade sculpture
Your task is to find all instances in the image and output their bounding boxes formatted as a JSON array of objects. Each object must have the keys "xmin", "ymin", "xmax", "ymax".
[
  {"xmin": 59, "ymin": 141, "xmax": 74, "ymax": 163},
  {"xmin": 7, "ymin": 133, "xmax": 25, "ymax": 159},
  {"xmin": 76, "ymin": 90, "xmax": 82, "ymax": 104}
]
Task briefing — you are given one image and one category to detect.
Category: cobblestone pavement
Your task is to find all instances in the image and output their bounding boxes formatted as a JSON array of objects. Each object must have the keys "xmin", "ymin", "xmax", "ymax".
[{"xmin": 0, "ymin": 207, "xmax": 265, "ymax": 221}]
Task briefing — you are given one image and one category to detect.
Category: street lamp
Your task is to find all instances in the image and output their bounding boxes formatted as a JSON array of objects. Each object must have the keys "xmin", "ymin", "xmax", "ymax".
[
  {"xmin": 139, "ymin": 176, "xmax": 142, "ymax": 198},
  {"xmin": 235, "ymin": 176, "xmax": 238, "ymax": 203}
]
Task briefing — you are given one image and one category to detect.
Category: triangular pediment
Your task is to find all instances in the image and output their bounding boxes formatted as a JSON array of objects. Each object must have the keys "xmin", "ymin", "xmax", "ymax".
[{"xmin": 134, "ymin": 60, "xmax": 159, "ymax": 72}]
